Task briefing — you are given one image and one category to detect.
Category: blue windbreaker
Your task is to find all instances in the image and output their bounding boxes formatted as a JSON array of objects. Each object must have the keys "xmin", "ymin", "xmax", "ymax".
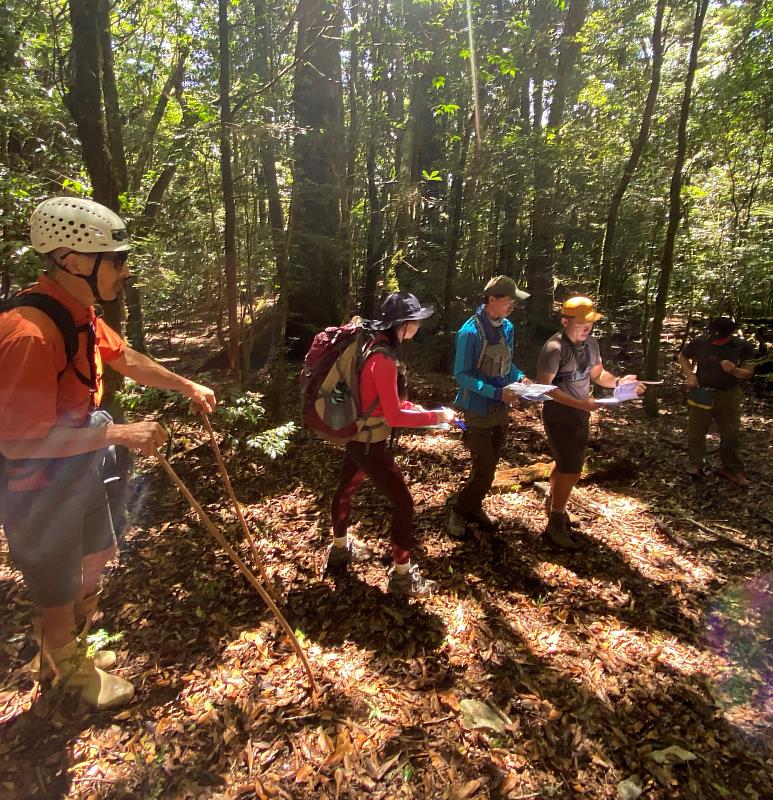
[{"xmin": 453, "ymin": 306, "xmax": 524, "ymax": 415}]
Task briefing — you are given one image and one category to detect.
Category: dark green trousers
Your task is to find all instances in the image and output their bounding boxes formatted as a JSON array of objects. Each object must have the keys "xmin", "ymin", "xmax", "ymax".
[
  {"xmin": 455, "ymin": 406, "xmax": 509, "ymax": 516},
  {"xmin": 688, "ymin": 386, "xmax": 744, "ymax": 472}
]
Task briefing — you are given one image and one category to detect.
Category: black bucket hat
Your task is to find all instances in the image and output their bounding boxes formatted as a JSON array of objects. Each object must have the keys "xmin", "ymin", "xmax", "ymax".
[{"xmin": 372, "ymin": 292, "xmax": 434, "ymax": 330}]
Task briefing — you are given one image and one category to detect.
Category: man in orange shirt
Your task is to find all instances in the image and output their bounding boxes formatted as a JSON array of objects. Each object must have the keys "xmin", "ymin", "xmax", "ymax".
[{"xmin": 0, "ymin": 197, "xmax": 216, "ymax": 709}]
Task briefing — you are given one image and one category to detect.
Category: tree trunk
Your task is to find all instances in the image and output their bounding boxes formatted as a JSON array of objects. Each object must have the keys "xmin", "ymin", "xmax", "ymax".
[
  {"xmin": 526, "ymin": 0, "xmax": 589, "ymax": 325},
  {"xmin": 126, "ymin": 79, "xmax": 197, "ymax": 355},
  {"xmin": 644, "ymin": 0, "xmax": 709, "ymax": 417},
  {"xmin": 64, "ymin": 0, "xmax": 131, "ymax": 527},
  {"xmin": 130, "ymin": 46, "xmax": 189, "ymax": 191},
  {"xmin": 340, "ymin": 0, "xmax": 360, "ymax": 313},
  {"xmin": 598, "ymin": 0, "xmax": 666, "ymax": 304},
  {"xmin": 98, "ymin": 0, "xmax": 127, "ymax": 196},
  {"xmin": 442, "ymin": 115, "xmax": 473, "ymax": 332},
  {"xmin": 64, "ymin": 0, "xmax": 119, "ymax": 210},
  {"xmin": 640, "ymin": 205, "xmax": 665, "ymax": 360},
  {"xmin": 288, "ymin": 0, "xmax": 346, "ymax": 341},
  {"xmin": 362, "ymin": 135, "xmax": 382, "ymax": 320},
  {"xmin": 124, "ymin": 164, "xmax": 179, "ymax": 353},
  {"xmin": 361, "ymin": 0, "xmax": 387, "ymax": 320},
  {"xmin": 393, "ymin": 0, "xmax": 440, "ymax": 288},
  {"xmin": 64, "ymin": 0, "xmax": 124, "ymax": 401},
  {"xmin": 251, "ymin": 0, "xmax": 290, "ymax": 417},
  {"xmin": 218, "ymin": 0, "xmax": 241, "ymax": 385},
  {"xmin": 498, "ymin": 189, "xmax": 520, "ymax": 274}
]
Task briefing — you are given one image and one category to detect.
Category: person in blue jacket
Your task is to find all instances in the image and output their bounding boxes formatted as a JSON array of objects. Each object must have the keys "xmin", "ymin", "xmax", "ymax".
[{"xmin": 448, "ymin": 276, "xmax": 532, "ymax": 538}]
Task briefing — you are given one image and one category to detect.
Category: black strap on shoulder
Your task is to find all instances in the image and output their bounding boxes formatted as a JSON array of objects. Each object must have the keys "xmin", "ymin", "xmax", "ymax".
[
  {"xmin": 0, "ymin": 292, "xmax": 96, "ymax": 393},
  {"xmin": 359, "ymin": 336, "xmax": 398, "ymax": 370},
  {"xmin": 357, "ymin": 337, "xmax": 398, "ymax": 426},
  {"xmin": 555, "ymin": 332, "xmax": 589, "ymax": 383}
]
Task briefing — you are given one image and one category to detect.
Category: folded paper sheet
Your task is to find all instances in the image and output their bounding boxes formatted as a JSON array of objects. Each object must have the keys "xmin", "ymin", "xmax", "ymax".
[
  {"xmin": 503, "ymin": 382, "xmax": 558, "ymax": 403},
  {"xmin": 595, "ymin": 381, "xmax": 645, "ymax": 406}
]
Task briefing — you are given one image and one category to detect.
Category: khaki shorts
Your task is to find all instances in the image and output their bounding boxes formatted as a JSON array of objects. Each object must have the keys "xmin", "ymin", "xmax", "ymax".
[{"xmin": 0, "ymin": 453, "xmax": 115, "ymax": 607}]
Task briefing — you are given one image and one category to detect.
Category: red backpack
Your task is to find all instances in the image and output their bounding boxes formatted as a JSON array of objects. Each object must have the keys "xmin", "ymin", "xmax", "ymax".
[{"xmin": 300, "ymin": 321, "xmax": 393, "ymax": 443}]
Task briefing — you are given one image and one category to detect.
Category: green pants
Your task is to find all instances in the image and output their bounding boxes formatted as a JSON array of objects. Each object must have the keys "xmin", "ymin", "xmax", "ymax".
[
  {"xmin": 455, "ymin": 406, "xmax": 509, "ymax": 517},
  {"xmin": 688, "ymin": 387, "xmax": 744, "ymax": 472}
]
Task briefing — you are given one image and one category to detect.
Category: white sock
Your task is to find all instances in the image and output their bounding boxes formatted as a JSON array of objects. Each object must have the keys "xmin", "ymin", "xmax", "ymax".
[
  {"xmin": 394, "ymin": 560, "xmax": 411, "ymax": 575},
  {"xmin": 333, "ymin": 535, "xmax": 348, "ymax": 549}
]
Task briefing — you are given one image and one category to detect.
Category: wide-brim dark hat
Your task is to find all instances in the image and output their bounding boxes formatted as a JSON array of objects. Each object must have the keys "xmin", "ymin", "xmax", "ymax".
[{"xmin": 372, "ymin": 292, "xmax": 434, "ymax": 330}]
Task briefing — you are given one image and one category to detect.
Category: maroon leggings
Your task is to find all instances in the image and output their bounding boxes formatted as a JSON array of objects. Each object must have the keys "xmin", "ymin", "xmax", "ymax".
[{"xmin": 331, "ymin": 440, "xmax": 414, "ymax": 560}]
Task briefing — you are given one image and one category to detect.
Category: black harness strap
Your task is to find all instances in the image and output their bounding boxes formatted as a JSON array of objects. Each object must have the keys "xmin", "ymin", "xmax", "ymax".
[
  {"xmin": 0, "ymin": 292, "xmax": 98, "ymax": 405},
  {"xmin": 554, "ymin": 332, "xmax": 590, "ymax": 385}
]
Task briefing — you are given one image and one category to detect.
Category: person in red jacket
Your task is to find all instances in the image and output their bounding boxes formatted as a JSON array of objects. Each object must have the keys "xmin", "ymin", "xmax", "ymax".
[{"xmin": 326, "ymin": 293, "xmax": 454, "ymax": 597}]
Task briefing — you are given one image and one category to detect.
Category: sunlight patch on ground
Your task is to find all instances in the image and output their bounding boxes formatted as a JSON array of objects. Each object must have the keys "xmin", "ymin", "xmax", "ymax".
[{"xmin": 580, "ymin": 486, "xmax": 719, "ymax": 591}]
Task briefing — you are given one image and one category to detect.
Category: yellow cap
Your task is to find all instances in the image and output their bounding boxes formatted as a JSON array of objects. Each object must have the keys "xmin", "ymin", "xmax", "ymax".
[{"xmin": 560, "ymin": 296, "xmax": 604, "ymax": 323}]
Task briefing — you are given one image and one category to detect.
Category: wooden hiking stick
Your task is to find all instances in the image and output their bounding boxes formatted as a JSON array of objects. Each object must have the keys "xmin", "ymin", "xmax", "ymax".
[
  {"xmin": 155, "ymin": 452, "xmax": 317, "ymax": 694},
  {"xmin": 201, "ymin": 413, "xmax": 273, "ymax": 591}
]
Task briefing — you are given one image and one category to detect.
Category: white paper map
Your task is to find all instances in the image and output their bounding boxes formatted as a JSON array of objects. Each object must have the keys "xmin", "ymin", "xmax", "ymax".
[
  {"xmin": 504, "ymin": 382, "xmax": 558, "ymax": 402},
  {"xmin": 595, "ymin": 381, "xmax": 644, "ymax": 406}
]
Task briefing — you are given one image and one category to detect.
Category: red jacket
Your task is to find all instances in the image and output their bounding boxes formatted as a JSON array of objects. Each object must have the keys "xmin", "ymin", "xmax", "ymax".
[{"xmin": 359, "ymin": 350, "xmax": 439, "ymax": 428}]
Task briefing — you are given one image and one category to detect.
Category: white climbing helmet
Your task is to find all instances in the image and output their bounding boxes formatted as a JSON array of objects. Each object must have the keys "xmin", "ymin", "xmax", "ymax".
[{"xmin": 30, "ymin": 197, "xmax": 130, "ymax": 254}]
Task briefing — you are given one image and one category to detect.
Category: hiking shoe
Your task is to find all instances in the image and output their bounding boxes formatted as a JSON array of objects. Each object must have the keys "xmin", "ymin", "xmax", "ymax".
[
  {"xmin": 324, "ymin": 537, "xmax": 374, "ymax": 576},
  {"xmin": 387, "ymin": 564, "xmax": 437, "ymax": 598},
  {"xmin": 717, "ymin": 469, "xmax": 750, "ymax": 487},
  {"xmin": 468, "ymin": 508, "xmax": 500, "ymax": 532},
  {"xmin": 543, "ymin": 493, "xmax": 577, "ymax": 528},
  {"xmin": 545, "ymin": 512, "xmax": 580, "ymax": 550},
  {"xmin": 447, "ymin": 508, "xmax": 468, "ymax": 539}
]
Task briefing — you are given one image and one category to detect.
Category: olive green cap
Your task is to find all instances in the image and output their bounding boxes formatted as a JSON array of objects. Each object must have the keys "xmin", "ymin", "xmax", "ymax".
[{"xmin": 484, "ymin": 275, "xmax": 530, "ymax": 301}]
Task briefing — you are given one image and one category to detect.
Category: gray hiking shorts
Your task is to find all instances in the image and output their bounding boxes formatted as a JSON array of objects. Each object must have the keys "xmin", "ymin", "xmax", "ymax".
[{"xmin": 0, "ymin": 453, "xmax": 115, "ymax": 607}]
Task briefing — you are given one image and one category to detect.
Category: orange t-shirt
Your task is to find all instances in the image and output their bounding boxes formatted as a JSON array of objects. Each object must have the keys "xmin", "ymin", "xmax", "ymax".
[{"xmin": 0, "ymin": 274, "xmax": 126, "ymax": 442}]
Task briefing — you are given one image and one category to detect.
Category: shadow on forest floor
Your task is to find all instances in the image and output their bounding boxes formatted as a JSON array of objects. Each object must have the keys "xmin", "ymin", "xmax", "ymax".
[{"xmin": 1, "ymin": 352, "xmax": 771, "ymax": 799}]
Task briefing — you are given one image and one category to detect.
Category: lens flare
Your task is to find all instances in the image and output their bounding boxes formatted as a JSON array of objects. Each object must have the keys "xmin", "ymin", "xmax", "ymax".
[{"xmin": 704, "ymin": 574, "xmax": 773, "ymax": 739}]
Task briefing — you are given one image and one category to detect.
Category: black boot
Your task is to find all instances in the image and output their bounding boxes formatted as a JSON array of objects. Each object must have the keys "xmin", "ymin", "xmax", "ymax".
[{"xmin": 468, "ymin": 508, "xmax": 500, "ymax": 532}]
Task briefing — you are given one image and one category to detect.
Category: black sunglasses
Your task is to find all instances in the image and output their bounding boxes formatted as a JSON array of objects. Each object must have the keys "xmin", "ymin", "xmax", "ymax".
[{"xmin": 101, "ymin": 251, "xmax": 130, "ymax": 266}]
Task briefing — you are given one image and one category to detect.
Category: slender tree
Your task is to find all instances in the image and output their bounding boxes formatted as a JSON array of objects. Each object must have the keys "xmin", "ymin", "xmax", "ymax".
[
  {"xmin": 598, "ymin": 0, "xmax": 667, "ymax": 305},
  {"xmin": 644, "ymin": 0, "xmax": 710, "ymax": 416},
  {"xmin": 442, "ymin": 113, "xmax": 473, "ymax": 331},
  {"xmin": 219, "ymin": 0, "xmax": 241, "ymax": 385},
  {"xmin": 64, "ymin": 0, "xmax": 119, "ymax": 210},
  {"xmin": 526, "ymin": 0, "xmax": 589, "ymax": 325},
  {"xmin": 287, "ymin": 0, "xmax": 346, "ymax": 337}
]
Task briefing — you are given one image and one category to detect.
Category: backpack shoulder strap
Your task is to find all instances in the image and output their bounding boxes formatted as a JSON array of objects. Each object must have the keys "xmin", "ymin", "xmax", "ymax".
[
  {"xmin": 558, "ymin": 333, "xmax": 572, "ymax": 373},
  {"xmin": 369, "ymin": 344, "xmax": 398, "ymax": 362},
  {"xmin": 358, "ymin": 334, "xmax": 398, "ymax": 370},
  {"xmin": 471, "ymin": 316, "xmax": 490, "ymax": 370},
  {"xmin": 555, "ymin": 332, "xmax": 589, "ymax": 382},
  {"xmin": 357, "ymin": 337, "xmax": 398, "ymax": 424},
  {"xmin": 1, "ymin": 292, "xmax": 80, "ymax": 379}
]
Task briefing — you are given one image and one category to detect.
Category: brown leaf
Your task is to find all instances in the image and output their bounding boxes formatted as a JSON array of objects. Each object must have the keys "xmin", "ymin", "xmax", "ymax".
[{"xmin": 450, "ymin": 778, "xmax": 484, "ymax": 799}]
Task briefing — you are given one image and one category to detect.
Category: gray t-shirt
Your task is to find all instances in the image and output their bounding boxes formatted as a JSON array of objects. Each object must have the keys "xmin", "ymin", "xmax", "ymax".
[{"xmin": 537, "ymin": 332, "xmax": 602, "ymax": 400}]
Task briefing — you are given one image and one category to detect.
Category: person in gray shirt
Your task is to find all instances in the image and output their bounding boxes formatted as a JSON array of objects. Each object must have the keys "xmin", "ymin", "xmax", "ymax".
[{"xmin": 536, "ymin": 297, "xmax": 644, "ymax": 549}]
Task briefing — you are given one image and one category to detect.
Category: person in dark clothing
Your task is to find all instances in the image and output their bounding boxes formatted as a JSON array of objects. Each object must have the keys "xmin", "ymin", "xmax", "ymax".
[
  {"xmin": 326, "ymin": 293, "xmax": 454, "ymax": 597},
  {"xmin": 677, "ymin": 317, "xmax": 755, "ymax": 485}
]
